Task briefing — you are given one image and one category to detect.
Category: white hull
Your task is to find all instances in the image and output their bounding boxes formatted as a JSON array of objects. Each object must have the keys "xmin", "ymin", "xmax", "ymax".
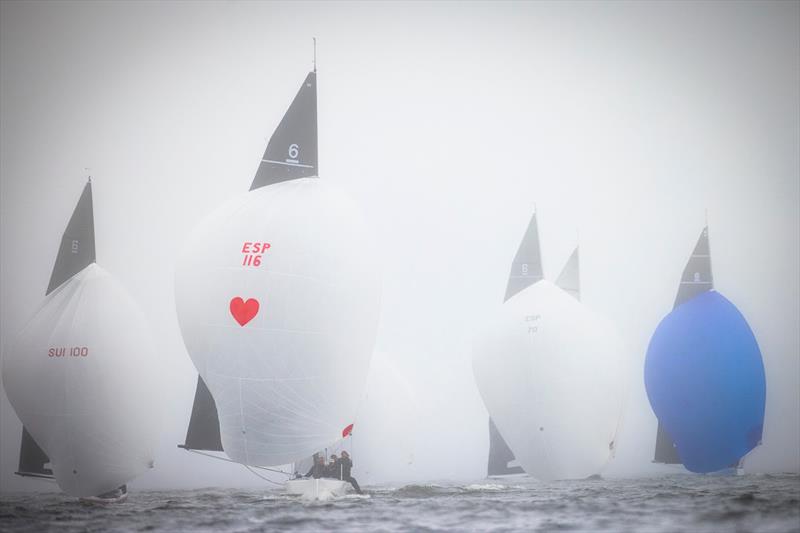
[{"xmin": 285, "ymin": 478, "xmax": 350, "ymax": 500}]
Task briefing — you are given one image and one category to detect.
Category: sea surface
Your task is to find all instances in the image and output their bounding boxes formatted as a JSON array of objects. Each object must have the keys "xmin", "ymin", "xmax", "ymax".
[{"xmin": 1, "ymin": 474, "xmax": 798, "ymax": 532}]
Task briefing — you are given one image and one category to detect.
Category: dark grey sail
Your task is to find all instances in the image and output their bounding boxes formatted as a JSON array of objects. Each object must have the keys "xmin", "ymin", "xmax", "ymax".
[
  {"xmin": 250, "ymin": 71, "xmax": 318, "ymax": 190},
  {"xmin": 15, "ymin": 427, "xmax": 53, "ymax": 479},
  {"xmin": 46, "ymin": 180, "xmax": 96, "ymax": 294},
  {"xmin": 179, "ymin": 376, "xmax": 223, "ymax": 452},
  {"xmin": 16, "ymin": 180, "xmax": 96, "ymax": 480},
  {"xmin": 653, "ymin": 226, "xmax": 714, "ymax": 464},
  {"xmin": 487, "ymin": 418, "xmax": 524, "ymax": 476},
  {"xmin": 555, "ymin": 247, "xmax": 580, "ymax": 301},
  {"xmin": 504, "ymin": 211, "xmax": 544, "ymax": 302}
]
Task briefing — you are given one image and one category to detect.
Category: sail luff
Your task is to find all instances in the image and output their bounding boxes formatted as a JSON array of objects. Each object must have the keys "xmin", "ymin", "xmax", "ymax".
[
  {"xmin": 504, "ymin": 211, "xmax": 544, "ymax": 302},
  {"xmin": 250, "ymin": 71, "xmax": 318, "ymax": 190},
  {"xmin": 46, "ymin": 181, "xmax": 95, "ymax": 295}
]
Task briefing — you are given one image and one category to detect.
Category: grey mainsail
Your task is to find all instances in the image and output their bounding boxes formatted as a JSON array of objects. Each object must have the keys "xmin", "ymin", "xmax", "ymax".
[
  {"xmin": 556, "ymin": 247, "xmax": 580, "ymax": 301},
  {"xmin": 16, "ymin": 180, "xmax": 96, "ymax": 480},
  {"xmin": 504, "ymin": 211, "xmax": 544, "ymax": 302},
  {"xmin": 15, "ymin": 427, "xmax": 53, "ymax": 479},
  {"xmin": 249, "ymin": 71, "xmax": 318, "ymax": 190},
  {"xmin": 653, "ymin": 226, "xmax": 714, "ymax": 464},
  {"xmin": 487, "ymin": 418, "xmax": 524, "ymax": 476},
  {"xmin": 46, "ymin": 180, "xmax": 96, "ymax": 294},
  {"xmin": 179, "ymin": 376, "xmax": 223, "ymax": 452}
]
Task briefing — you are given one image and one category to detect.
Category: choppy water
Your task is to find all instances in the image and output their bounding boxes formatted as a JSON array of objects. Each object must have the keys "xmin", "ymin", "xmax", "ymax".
[{"xmin": 1, "ymin": 474, "xmax": 798, "ymax": 532}]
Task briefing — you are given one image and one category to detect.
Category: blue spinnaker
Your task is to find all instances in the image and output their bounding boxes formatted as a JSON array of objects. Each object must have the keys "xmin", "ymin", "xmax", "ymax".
[{"xmin": 644, "ymin": 290, "xmax": 766, "ymax": 473}]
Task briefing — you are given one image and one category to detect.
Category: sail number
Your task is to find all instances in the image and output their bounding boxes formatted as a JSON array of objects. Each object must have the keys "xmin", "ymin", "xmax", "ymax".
[
  {"xmin": 288, "ymin": 144, "xmax": 300, "ymax": 161},
  {"xmin": 48, "ymin": 346, "xmax": 89, "ymax": 357},
  {"xmin": 525, "ymin": 314, "xmax": 541, "ymax": 334},
  {"xmin": 241, "ymin": 241, "xmax": 271, "ymax": 267}
]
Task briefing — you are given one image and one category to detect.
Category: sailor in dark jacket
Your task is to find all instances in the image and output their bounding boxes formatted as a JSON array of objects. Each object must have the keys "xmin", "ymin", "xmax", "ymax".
[
  {"xmin": 305, "ymin": 454, "xmax": 326, "ymax": 479},
  {"xmin": 338, "ymin": 450, "xmax": 362, "ymax": 493},
  {"xmin": 325, "ymin": 454, "xmax": 338, "ymax": 478}
]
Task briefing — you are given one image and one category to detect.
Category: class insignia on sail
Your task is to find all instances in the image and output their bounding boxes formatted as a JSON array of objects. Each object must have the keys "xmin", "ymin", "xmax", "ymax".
[
  {"xmin": 2, "ymin": 180, "xmax": 160, "ymax": 498},
  {"xmin": 175, "ymin": 69, "xmax": 381, "ymax": 469},
  {"xmin": 644, "ymin": 226, "xmax": 766, "ymax": 473},
  {"xmin": 473, "ymin": 211, "xmax": 625, "ymax": 481}
]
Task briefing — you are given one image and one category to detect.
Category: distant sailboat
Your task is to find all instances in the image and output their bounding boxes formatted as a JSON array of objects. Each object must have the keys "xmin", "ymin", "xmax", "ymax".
[
  {"xmin": 474, "ymin": 211, "xmax": 624, "ymax": 481},
  {"xmin": 487, "ymin": 213, "xmax": 543, "ymax": 477},
  {"xmin": 175, "ymin": 65, "xmax": 380, "ymax": 496},
  {"xmin": 644, "ymin": 226, "xmax": 766, "ymax": 473},
  {"xmin": 2, "ymin": 180, "xmax": 159, "ymax": 499}
]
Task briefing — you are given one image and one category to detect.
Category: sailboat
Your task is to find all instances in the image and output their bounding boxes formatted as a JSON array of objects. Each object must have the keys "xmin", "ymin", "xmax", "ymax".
[
  {"xmin": 473, "ymin": 211, "xmax": 625, "ymax": 481},
  {"xmin": 487, "ymin": 245, "xmax": 581, "ymax": 477},
  {"xmin": 2, "ymin": 180, "xmax": 159, "ymax": 500},
  {"xmin": 175, "ymin": 64, "xmax": 381, "ymax": 499},
  {"xmin": 644, "ymin": 226, "xmax": 766, "ymax": 473}
]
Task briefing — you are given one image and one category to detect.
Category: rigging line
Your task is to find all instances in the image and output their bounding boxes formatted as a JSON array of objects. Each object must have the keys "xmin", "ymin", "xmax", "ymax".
[
  {"xmin": 183, "ymin": 449, "xmax": 293, "ymax": 475},
  {"xmin": 244, "ymin": 464, "xmax": 286, "ymax": 486}
]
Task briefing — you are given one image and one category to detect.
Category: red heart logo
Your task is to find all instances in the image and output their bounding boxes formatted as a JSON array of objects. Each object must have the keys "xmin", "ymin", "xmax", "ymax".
[{"xmin": 229, "ymin": 297, "xmax": 259, "ymax": 326}]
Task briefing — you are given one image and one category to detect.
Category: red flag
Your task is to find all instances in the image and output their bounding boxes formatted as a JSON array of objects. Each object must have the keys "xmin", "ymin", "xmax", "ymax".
[{"xmin": 342, "ymin": 423, "xmax": 354, "ymax": 438}]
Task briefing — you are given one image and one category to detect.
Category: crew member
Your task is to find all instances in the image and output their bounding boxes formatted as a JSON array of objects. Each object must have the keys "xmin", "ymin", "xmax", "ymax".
[
  {"xmin": 338, "ymin": 450, "xmax": 362, "ymax": 494},
  {"xmin": 326, "ymin": 454, "xmax": 338, "ymax": 478},
  {"xmin": 304, "ymin": 454, "xmax": 326, "ymax": 479}
]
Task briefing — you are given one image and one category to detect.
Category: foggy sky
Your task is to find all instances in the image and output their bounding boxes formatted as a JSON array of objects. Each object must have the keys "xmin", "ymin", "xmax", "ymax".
[{"xmin": 1, "ymin": 1, "xmax": 798, "ymax": 492}]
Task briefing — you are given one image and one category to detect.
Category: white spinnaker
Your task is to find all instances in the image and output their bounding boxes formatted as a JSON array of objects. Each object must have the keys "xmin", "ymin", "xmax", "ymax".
[
  {"xmin": 353, "ymin": 351, "xmax": 420, "ymax": 484},
  {"xmin": 473, "ymin": 280, "xmax": 624, "ymax": 481},
  {"xmin": 3, "ymin": 264, "xmax": 159, "ymax": 497},
  {"xmin": 175, "ymin": 178, "xmax": 381, "ymax": 467}
]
